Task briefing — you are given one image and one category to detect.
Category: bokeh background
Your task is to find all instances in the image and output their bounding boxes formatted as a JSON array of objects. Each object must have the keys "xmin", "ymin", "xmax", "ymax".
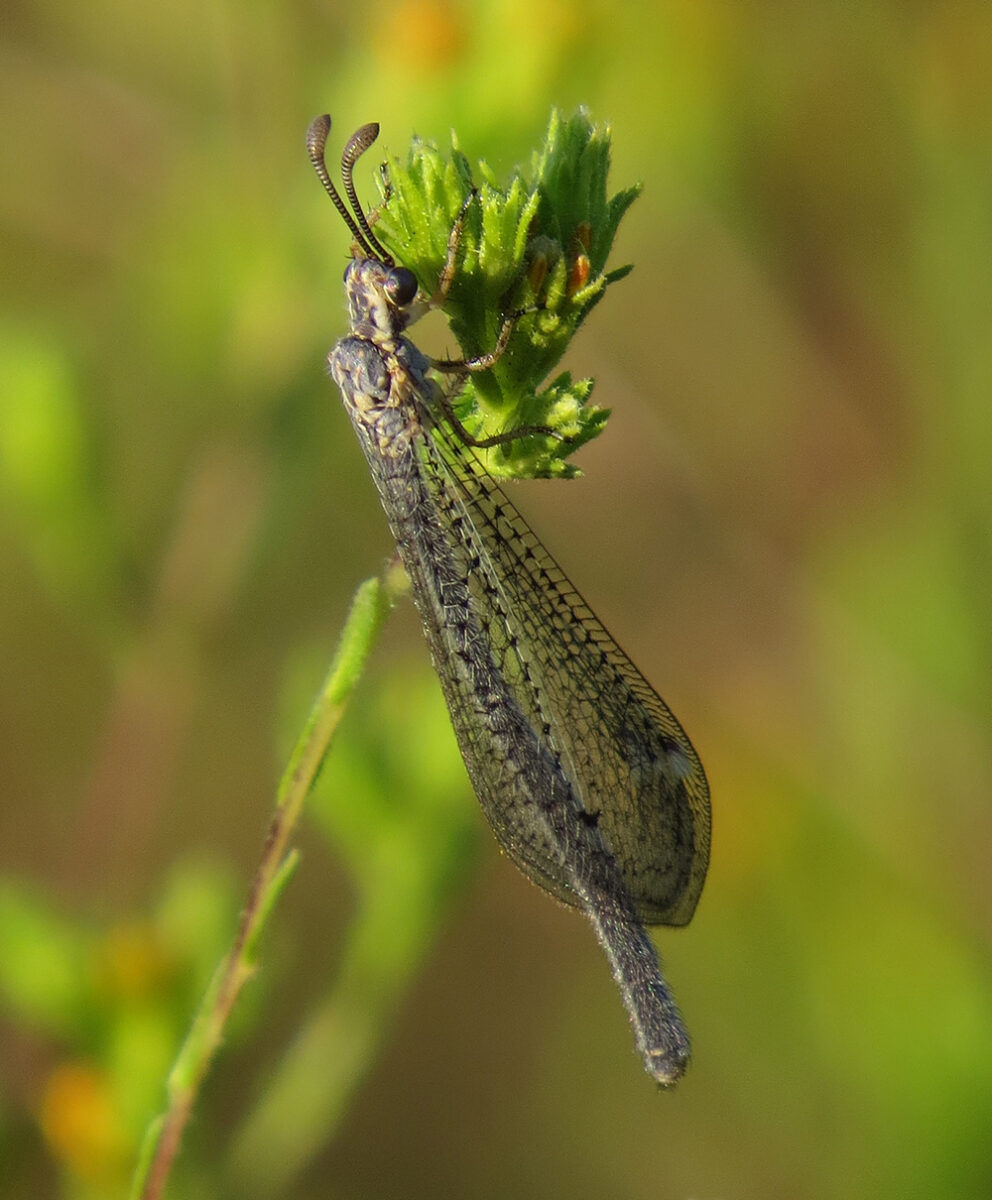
[{"xmin": 2, "ymin": 1, "xmax": 991, "ymax": 1197}]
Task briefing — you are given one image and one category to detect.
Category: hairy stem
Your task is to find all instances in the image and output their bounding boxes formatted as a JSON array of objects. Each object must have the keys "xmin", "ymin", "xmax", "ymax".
[{"xmin": 132, "ymin": 562, "xmax": 407, "ymax": 1200}]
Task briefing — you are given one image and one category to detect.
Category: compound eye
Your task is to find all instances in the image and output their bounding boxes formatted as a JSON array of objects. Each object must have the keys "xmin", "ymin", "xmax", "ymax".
[{"xmin": 385, "ymin": 267, "xmax": 418, "ymax": 307}]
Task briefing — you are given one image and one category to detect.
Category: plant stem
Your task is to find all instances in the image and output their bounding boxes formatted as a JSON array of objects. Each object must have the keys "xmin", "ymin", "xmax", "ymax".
[{"xmin": 132, "ymin": 561, "xmax": 407, "ymax": 1200}]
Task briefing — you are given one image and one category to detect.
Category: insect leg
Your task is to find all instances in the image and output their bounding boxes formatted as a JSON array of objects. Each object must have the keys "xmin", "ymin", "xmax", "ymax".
[
  {"xmin": 431, "ymin": 304, "xmax": 533, "ymax": 374},
  {"xmin": 430, "ymin": 188, "xmax": 479, "ymax": 306},
  {"xmin": 433, "ymin": 379, "xmax": 559, "ymax": 449},
  {"xmin": 363, "ymin": 165, "xmax": 393, "ymax": 231},
  {"xmin": 426, "ymin": 187, "xmax": 561, "ymax": 449}
]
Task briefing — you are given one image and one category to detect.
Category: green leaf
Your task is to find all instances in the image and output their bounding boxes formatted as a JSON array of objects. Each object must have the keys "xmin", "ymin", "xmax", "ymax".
[{"xmin": 372, "ymin": 108, "xmax": 641, "ymax": 478}]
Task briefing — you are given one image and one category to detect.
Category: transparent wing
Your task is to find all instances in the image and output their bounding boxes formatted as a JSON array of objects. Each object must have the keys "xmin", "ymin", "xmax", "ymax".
[{"xmin": 411, "ymin": 409, "xmax": 711, "ymax": 928}]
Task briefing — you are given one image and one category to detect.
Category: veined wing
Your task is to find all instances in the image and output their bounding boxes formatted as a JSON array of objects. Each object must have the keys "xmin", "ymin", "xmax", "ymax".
[{"xmin": 414, "ymin": 408, "xmax": 711, "ymax": 928}]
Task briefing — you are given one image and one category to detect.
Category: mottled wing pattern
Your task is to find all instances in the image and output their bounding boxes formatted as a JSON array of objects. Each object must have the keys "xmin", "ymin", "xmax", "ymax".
[{"xmin": 413, "ymin": 410, "xmax": 711, "ymax": 927}]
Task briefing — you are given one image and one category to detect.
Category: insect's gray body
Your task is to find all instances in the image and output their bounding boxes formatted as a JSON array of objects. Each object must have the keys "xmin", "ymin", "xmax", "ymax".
[{"xmin": 329, "ymin": 255, "xmax": 709, "ymax": 1083}]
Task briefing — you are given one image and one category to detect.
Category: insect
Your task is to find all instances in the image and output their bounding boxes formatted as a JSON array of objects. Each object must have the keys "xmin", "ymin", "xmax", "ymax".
[{"xmin": 307, "ymin": 114, "xmax": 711, "ymax": 1085}]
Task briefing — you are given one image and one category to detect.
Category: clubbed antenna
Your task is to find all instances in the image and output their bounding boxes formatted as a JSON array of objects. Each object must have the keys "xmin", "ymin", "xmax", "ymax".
[
  {"xmin": 340, "ymin": 124, "xmax": 393, "ymax": 265},
  {"xmin": 306, "ymin": 114, "xmax": 393, "ymax": 265}
]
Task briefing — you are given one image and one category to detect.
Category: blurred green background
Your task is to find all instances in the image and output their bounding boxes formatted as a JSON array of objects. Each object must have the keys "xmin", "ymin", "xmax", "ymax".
[{"xmin": 2, "ymin": 0, "xmax": 991, "ymax": 1197}]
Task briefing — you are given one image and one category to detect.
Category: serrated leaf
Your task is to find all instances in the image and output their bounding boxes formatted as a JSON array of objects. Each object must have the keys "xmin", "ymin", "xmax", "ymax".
[{"xmin": 364, "ymin": 108, "xmax": 640, "ymax": 479}]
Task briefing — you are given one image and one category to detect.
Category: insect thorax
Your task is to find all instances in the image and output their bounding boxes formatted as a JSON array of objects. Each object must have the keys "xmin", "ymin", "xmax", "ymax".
[
  {"xmin": 330, "ymin": 255, "xmax": 436, "ymax": 459},
  {"xmin": 342, "ymin": 257, "xmax": 411, "ymax": 342}
]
